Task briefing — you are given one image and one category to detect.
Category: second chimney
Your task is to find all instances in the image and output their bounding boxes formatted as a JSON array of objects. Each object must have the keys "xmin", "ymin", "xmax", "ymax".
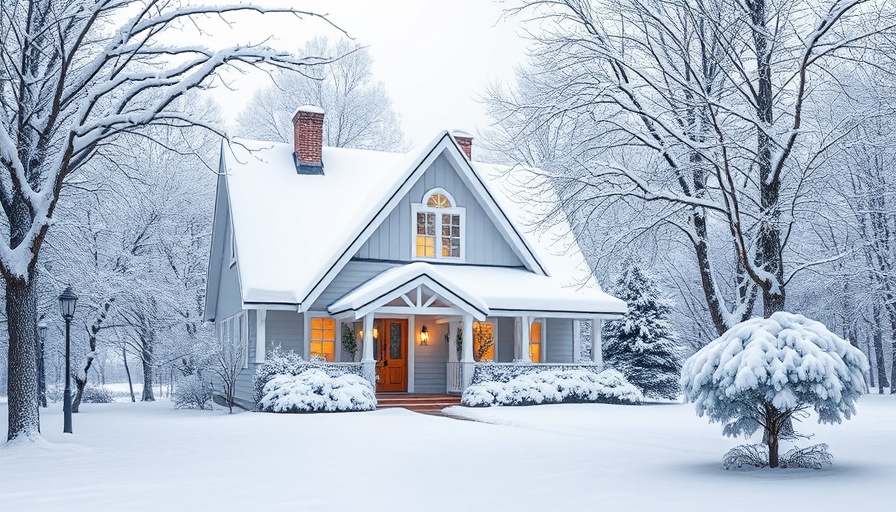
[
  {"xmin": 452, "ymin": 130, "xmax": 473, "ymax": 160},
  {"xmin": 292, "ymin": 105, "xmax": 325, "ymax": 174}
]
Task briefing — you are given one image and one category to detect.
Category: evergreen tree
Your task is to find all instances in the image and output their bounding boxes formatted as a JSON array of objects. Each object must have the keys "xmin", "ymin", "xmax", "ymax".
[{"xmin": 603, "ymin": 259, "xmax": 682, "ymax": 399}]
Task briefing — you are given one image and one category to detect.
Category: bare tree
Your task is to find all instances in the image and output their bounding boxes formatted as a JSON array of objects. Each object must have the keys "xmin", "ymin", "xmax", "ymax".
[
  {"xmin": 0, "ymin": 0, "xmax": 338, "ymax": 441},
  {"xmin": 208, "ymin": 325, "xmax": 245, "ymax": 414},
  {"xmin": 489, "ymin": 0, "xmax": 894, "ymax": 339},
  {"xmin": 236, "ymin": 37, "xmax": 406, "ymax": 151}
]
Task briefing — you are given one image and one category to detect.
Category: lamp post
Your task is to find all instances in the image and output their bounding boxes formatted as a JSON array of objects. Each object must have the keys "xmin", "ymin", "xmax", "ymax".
[
  {"xmin": 37, "ymin": 322, "xmax": 48, "ymax": 408},
  {"xmin": 59, "ymin": 286, "xmax": 78, "ymax": 434}
]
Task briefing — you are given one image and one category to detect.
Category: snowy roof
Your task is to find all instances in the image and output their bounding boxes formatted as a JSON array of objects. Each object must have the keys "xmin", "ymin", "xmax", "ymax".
[
  {"xmin": 328, "ymin": 262, "xmax": 626, "ymax": 319},
  {"xmin": 221, "ymin": 131, "xmax": 623, "ymax": 315}
]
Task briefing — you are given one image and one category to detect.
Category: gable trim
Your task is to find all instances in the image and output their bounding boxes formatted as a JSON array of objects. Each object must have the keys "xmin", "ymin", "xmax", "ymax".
[{"xmin": 299, "ymin": 132, "xmax": 546, "ymax": 312}]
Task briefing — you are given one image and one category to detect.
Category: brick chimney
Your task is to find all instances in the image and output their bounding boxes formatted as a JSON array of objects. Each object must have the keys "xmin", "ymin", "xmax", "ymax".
[
  {"xmin": 292, "ymin": 105, "xmax": 325, "ymax": 174},
  {"xmin": 452, "ymin": 130, "xmax": 473, "ymax": 160}
]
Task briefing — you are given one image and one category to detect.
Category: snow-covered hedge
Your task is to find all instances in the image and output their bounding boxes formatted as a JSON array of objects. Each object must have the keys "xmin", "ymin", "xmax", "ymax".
[
  {"xmin": 462, "ymin": 368, "xmax": 643, "ymax": 407},
  {"xmin": 253, "ymin": 347, "xmax": 363, "ymax": 406},
  {"xmin": 81, "ymin": 386, "xmax": 114, "ymax": 404},
  {"xmin": 258, "ymin": 370, "xmax": 376, "ymax": 413},
  {"xmin": 470, "ymin": 363, "xmax": 601, "ymax": 384}
]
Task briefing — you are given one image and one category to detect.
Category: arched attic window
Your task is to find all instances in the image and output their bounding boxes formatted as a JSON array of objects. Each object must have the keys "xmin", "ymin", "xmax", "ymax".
[{"xmin": 413, "ymin": 188, "xmax": 464, "ymax": 260}]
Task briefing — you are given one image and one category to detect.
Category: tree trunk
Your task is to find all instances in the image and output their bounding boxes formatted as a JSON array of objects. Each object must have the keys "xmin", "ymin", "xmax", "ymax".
[
  {"xmin": 765, "ymin": 403, "xmax": 782, "ymax": 468},
  {"xmin": 123, "ymin": 347, "xmax": 135, "ymax": 402},
  {"xmin": 872, "ymin": 304, "xmax": 889, "ymax": 393},
  {"xmin": 5, "ymin": 277, "xmax": 40, "ymax": 440},
  {"xmin": 141, "ymin": 330, "xmax": 155, "ymax": 401}
]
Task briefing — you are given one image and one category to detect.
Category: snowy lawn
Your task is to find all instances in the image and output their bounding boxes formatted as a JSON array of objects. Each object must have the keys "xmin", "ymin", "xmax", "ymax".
[{"xmin": 1, "ymin": 396, "xmax": 894, "ymax": 511}]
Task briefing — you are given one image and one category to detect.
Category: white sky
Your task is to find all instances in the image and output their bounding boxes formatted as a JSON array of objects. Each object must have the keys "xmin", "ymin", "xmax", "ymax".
[{"xmin": 210, "ymin": 1, "xmax": 529, "ymax": 146}]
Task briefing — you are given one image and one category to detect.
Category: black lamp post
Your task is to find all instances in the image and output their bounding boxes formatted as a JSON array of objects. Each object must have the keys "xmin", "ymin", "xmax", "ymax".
[
  {"xmin": 37, "ymin": 322, "xmax": 48, "ymax": 408},
  {"xmin": 59, "ymin": 286, "xmax": 78, "ymax": 434}
]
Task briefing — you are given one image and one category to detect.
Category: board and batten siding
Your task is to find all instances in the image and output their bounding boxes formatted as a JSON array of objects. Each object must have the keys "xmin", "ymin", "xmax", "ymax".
[
  {"xmin": 496, "ymin": 317, "xmax": 515, "ymax": 362},
  {"xmin": 230, "ymin": 310, "xmax": 257, "ymax": 404},
  {"xmin": 545, "ymin": 318, "xmax": 574, "ymax": 363},
  {"xmin": 355, "ymin": 154, "xmax": 524, "ymax": 267},
  {"xmin": 413, "ymin": 320, "xmax": 448, "ymax": 393},
  {"xmin": 214, "ymin": 213, "xmax": 243, "ymax": 322},
  {"xmin": 311, "ymin": 260, "xmax": 400, "ymax": 311}
]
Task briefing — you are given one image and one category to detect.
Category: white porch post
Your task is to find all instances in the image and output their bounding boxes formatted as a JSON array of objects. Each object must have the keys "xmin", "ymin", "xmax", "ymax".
[
  {"xmin": 461, "ymin": 314, "xmax": 474, "ymax": 389},
  {"xmin": 362, "ymin": 313, "xmax": 376, "ymax": 386},
  {"xmin": 448, "ymin": 321, "xmax": 458, "ymax": 363},
  {"xmin": 519, "ymin": 316, "xmax": 531, "ymax": 363},
  {"xmin": 573, "ymin": 320, "xmax": 582, "ymax": 363},
  {"xmin": 591, "ymin": 318, "xmax": 603, "ymax": 367},
  {"xmin": 255, "ymin": 310, "xmax": 267, "ymax": 363}
]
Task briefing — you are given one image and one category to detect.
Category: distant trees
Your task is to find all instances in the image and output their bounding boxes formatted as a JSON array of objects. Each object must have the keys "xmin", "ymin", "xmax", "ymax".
[
  {"xmin": 603, "ymin": 259, "xmax": 681, "ymax": 399},
  {"xmin": 0, "ymin": 1, "xmax": 335, "ymax": 441},
  {"xmin": 236, "ymin": 37, "xmax": 406, "ymax": 151},
  {"xmin": 488, "ymin": 0, "xmax": 895, "ymax": 343}
]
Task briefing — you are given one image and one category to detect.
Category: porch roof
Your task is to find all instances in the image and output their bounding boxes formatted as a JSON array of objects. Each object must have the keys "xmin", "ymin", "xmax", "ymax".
[{"xmin": 327, "ymin": 262, "xmax": 627, "ymax": 319}]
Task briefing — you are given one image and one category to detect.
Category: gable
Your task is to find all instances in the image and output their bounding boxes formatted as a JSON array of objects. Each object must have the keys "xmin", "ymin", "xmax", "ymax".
[
  {"xmin": 354, "ymin": 153, "xmax": 524, "ymax": 267},
  {"xmin": 204, "ymin": 164, "xmax": 244, "ymax": 322}
]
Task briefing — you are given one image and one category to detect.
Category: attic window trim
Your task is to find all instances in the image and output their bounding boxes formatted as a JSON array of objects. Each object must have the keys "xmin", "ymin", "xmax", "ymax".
[
  {"xmin": 412, "ymin": 188, "xmax": 466, "ymax": 262},
  {"xmin": 229, "ymin": 224, "xmax": 236, "ymax": 267}
]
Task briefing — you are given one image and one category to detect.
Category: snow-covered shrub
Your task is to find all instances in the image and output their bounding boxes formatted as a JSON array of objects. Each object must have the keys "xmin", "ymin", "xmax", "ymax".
[
  {"xmin": 682, "ymin": 312, "xmax": 868, "ymax": 468},
  {"xmin": 81, "ymin": 386, "xmax": 114, "ymax": 403},
  {"xmin": 173, "ymin": 375, "xmax": 214, "ymax": 410},
  {"xmin": 258, "ymin": 369, "xmax": 376, "ymax": 413},
  {"xmin": 470, "ymin": 362, "xmax": 602, "ymax": 384},
  {"xmin": 462, "ymin": 368, "xmax": 643, "ymax": 406},
  {"xmin": 253, "ymin": 347, "xmax": 364, "ymax": 407},
  {"xmin": 722, "ymin": 443, "xmax": 833, "ymax": 470}
]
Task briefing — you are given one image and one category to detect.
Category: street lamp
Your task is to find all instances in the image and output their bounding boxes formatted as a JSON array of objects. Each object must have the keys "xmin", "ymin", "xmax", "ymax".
[
  {"xmin": 37, "ymin": 322, "xmax": 48, "ymax": 408},
  {"xmin": 59, "ymin": 286, "xmax": 78, "ymax": 434}
]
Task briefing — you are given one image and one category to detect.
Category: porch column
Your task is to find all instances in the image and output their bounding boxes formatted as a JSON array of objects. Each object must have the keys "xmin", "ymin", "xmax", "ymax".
[
  {"xmin": 362, "ymin": 313, "xmax": 376, "ymax": 386},
  {"xmin": 448, "ymin": 321, "xmax": 458, "ymax": 363},
  {"xmin": 461, "ymin": 314, "xmax": 474, "ymax": 389},
  {"xmin": 255, "ymin": 309, "xmax": 267, "ymax": 363},
  {"xmin": 519, "ymin": 316, "xmax": 531, "ymax": 363},
  {"xmin": 573, "ymin": 320, "xmax": 582, "ymax": 363},
  {"xmin": 591, "ymin": 318, "xmax": 603, "ymax": 367}
]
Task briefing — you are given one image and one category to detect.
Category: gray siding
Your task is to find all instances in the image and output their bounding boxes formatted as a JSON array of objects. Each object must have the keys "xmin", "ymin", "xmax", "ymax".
[
  {"xmin": 545, "ymin": 318, "xmax": 574, "ymax": 363},
  {"xmin": 356, "ymin": 154, "xmax": 523, "ymax": 267},
  {"xmin": 231, "ymin": 310, "xmax": 258, "ymax": 403},
  {"xmin": 214, "ymin": 213, "xmax": 243, "ymax": 321},
  {"xmin": 266, "ymin": 310, "xmax": 304, "ymax": 355},
  {"xmin": 414, "ymin": 320, "xmax": 449, "ymax": 393},
  {"xmin": 311, "ymin": 260, "xmax": 400, "ymax": 311},
  {"xmin": 496, "ymin": 317, "xmax": 515, "ymax": 362}
]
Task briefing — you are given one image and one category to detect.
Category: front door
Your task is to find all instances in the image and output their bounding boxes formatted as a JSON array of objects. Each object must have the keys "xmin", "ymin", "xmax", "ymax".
[{"xmin": 375, "ymin": 319, "xmax": 407, "ymax": 392}]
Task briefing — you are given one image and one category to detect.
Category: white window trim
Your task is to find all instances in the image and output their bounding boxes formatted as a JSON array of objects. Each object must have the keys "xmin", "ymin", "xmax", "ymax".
[
  {"xmin": 229, "ymin": 221, "xmax": 237, "ymax": 267},
  {"xmin": 411, "ymin": 188, "xmax": 466, "ymax": 262}
]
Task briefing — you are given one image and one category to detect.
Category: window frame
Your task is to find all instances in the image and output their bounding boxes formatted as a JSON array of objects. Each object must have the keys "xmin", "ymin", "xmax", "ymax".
[
  {"xmin": 529, "ymin": 318, "xmax": 544, "ymax": 363},
  {"xmin": 307, "ymin": 314, "xmax": 337, "ymax": 362},
  {"xmin": 218, "ymin": 311, "xmax": 249, "ymax": 369},
  {"xmin": 411, "ymin": 188, "xmax": 466, "ymax": 262},
  {"xmin": 472, "ymin": 319, "xmax": 497, "ymax": 362}
]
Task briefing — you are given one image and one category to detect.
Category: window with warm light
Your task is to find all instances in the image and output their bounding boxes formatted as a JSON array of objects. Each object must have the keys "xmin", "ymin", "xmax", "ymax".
[
  {"xmin": 473, "ymin": 321, "xmax": 495, "ymax": 362},
  {"xmin": 310, "ymin": 318, "xmax": 336, "ymax": 361},
  {"xmin": 413, "ymin": 189, "xmax": 464, "ymax": 260},
  {"xmin": 529, "ymin": 320, "xmax": 543, "ymax": 363}
]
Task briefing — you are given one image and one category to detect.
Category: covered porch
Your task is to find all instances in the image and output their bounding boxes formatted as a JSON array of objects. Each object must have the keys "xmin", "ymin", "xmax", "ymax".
[{"xmin": 326, "ymin": 262, "xmax": 626, "ymax": 394}]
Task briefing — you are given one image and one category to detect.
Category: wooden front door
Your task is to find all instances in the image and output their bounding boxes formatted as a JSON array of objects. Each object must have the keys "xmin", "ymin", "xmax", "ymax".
[{"xmin": 375, "ymin": 319, "xmax": 407, "ymax": 392}]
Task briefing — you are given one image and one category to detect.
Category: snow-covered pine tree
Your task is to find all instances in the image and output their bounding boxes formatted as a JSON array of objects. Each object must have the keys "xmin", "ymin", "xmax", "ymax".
[{"xmin": 603, "ymin": 259, "xmax": 681, "ymax": 399}]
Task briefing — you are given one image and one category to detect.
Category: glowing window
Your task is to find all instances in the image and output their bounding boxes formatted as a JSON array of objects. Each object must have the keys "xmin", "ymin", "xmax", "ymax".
[
  {"xmin": 310, "ymin": 318, "xmax": 336, "ymax": 361},
  {"xmin": 414, "ymin": 189, "xmax": 464, "ymax": 259},
  {"xmin": 529, "ymin": 321, "xmax": 542, "ymax": 363},
  {"xmin": 473, "ymin": 321, "xmax": 495, "ymax": 362}
]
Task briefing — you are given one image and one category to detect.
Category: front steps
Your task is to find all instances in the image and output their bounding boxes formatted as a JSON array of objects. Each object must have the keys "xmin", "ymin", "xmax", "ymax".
[{"xmin": 376, "ymin": 394, "xmax": 462, "ymax": 414}]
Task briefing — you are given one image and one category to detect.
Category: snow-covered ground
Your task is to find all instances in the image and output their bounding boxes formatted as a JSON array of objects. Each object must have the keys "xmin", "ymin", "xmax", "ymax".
[{"xmin": 1, "ymin": 396, "xmax": 893, "ymax": 511}]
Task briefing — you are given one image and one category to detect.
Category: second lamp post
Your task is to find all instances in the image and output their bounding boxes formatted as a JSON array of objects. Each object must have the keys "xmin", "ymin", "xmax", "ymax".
[{"xmin": 59, "ymin": 286, "xmax": 78, "ymax": 434}]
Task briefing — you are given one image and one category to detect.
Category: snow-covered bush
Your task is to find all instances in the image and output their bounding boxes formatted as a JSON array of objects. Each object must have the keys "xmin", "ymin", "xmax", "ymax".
[
  {"xmin": 722, "ymin": 443, "xmax": 833, "ymax": 470},
  {"xmin": 253, "ymin": 347, "xmax": 366, "ymax": 410},
  {"xmin": 462, "ymin": 368, "xmax": 643, "ymax": 407},
  {"xmin": 602, "ymin": 259, "xmax": 682, "ymax": 399},
  {"xmin": 681, "ymin": 312, "xmax": 868, "ymax": 468},
  {"xmin": 173, "ymin": 375, "xmax": 214, "ymax": 410},
  {"xmin": 258, "ymin": 370, "xmax": 376, "ymax": 413},
  {"xmin": 80, "ymin": 386, "xmax": 114, "ymax": 404}
]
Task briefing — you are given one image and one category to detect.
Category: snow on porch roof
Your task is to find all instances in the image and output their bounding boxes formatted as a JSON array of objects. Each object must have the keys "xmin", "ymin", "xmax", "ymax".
[
  {"xmin": 328, "ymin": 262, "xmax": 627, "ymax": 319},
  {"xmin": 223, "ymin": 132, "xmax": 617, "ymax": 307}
]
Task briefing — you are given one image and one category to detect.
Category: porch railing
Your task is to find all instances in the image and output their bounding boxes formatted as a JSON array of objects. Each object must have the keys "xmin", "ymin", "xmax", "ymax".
[{"xmin": 446, "ymin": 362, "xmax": 463, "ymax": 393}]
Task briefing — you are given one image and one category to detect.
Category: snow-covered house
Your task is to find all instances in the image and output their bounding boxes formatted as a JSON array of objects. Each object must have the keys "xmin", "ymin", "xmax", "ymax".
[{"xmin": 204, "ymin": 106, "xmax": 626, "ymax": 407}]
